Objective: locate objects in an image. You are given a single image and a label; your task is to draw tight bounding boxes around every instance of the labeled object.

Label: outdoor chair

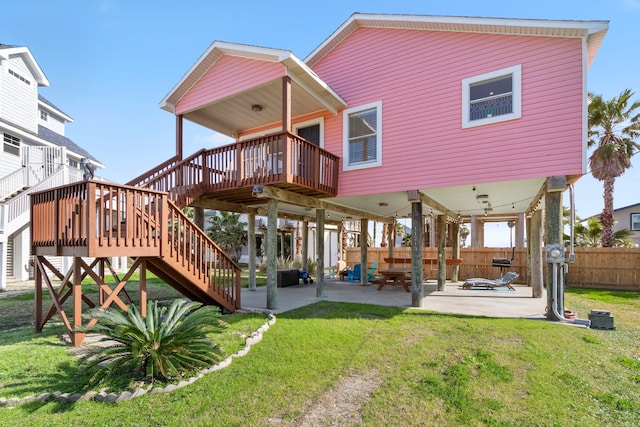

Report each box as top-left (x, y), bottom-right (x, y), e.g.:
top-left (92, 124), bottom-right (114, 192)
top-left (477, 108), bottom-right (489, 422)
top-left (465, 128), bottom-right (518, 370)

top-left (337, 260), bottom-right (348, 280)
top-left (367, 261), bottom-right (378, 281)
top-left (348, 264), bottom-right (361, 282)
top-left (461, 272), bottom-right (519, 291)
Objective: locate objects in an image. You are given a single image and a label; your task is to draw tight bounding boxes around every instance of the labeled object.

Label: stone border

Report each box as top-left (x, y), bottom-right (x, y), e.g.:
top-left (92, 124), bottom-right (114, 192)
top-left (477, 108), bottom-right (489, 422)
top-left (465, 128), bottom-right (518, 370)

top-left (0, 311), bottom-right (275, 407)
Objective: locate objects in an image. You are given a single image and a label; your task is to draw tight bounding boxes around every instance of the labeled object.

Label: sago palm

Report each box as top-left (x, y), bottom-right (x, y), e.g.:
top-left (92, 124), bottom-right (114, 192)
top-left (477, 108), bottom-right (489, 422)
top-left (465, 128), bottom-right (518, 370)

top-left (78, 300), bottom-right (227, 385)
top-left (588, 89), bottom-right (640, 247)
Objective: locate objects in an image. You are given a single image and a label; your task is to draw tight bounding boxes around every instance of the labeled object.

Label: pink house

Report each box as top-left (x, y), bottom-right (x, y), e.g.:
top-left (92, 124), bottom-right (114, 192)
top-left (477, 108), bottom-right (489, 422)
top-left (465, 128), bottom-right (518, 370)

top-left (31, 13), bottom-right (609, 342)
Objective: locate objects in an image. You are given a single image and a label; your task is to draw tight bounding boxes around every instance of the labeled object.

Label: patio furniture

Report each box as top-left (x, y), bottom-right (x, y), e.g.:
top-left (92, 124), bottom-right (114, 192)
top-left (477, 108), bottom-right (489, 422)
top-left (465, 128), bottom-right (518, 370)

top-left (371, 268), bottom-right (411, 292)
top-left (367, 261), bottom-right (378, 281)
top-left (461, 272), bottom-right (519, 291)
top-left (348, 264), bottom-right (361, 282)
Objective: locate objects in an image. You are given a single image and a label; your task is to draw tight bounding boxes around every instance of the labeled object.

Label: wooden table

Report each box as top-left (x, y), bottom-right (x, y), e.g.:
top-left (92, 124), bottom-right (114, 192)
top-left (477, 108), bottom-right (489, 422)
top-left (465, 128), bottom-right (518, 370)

top-left (371, 267), bottom-right (412, 292)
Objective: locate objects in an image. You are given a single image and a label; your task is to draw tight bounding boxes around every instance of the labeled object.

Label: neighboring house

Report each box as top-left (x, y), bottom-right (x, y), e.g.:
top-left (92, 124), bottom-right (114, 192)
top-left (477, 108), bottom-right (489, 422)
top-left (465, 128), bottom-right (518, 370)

top-left (0, 43), bottom-right (103, 290)
top-left (584, 203), bottom-right (640, 246)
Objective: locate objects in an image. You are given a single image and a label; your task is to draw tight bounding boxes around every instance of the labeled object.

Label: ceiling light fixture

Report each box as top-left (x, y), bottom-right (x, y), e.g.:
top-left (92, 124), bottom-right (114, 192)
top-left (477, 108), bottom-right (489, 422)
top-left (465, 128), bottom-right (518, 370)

top-left (251, 104), bottom-right (263, 112)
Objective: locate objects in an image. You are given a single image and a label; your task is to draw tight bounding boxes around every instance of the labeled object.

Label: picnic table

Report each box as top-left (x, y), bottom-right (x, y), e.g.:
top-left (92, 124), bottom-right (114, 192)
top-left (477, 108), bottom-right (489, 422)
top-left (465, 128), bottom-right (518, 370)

top-left (371, 267), bottom-right (412, 292)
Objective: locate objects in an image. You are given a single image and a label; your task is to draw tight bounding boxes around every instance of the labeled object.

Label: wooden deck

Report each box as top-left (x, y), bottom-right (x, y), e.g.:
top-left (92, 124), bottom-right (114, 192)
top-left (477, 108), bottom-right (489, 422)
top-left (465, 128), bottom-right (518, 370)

top-left (126, 131), bottom-right (339, 207)
top-left (30, 180), bottom-right (242, 345)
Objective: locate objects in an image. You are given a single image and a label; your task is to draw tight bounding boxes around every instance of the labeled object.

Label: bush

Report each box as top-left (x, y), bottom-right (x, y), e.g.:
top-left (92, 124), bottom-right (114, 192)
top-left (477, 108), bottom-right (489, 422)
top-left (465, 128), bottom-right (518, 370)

top-left (77, 300), bottom-right (227, 385)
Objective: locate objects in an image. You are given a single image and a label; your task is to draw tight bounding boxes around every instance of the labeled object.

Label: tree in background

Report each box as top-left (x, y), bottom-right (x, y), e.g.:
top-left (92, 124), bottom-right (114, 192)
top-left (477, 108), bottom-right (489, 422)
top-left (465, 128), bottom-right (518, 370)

top-left (588, 89), bottom-right (640, 247)
top-left (207, 211), bottom-right (247, 262)
top-left (567, 215), bottom-right (635, 248)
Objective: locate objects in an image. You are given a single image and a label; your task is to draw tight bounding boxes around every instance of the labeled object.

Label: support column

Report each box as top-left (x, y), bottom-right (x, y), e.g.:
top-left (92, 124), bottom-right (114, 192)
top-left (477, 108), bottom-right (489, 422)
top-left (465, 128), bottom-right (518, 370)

top-left (316, 209), bottom-right (325, 297)
top-left (139, 259), bottom-right (147, 316)
top-left (360, 218), bottom-right (368, 285)
top-left (436, 215), bottom-right (447, 291)
top-left (515, 213), bottom-right (526, 247)
top-left (545, 177), bottom-right (565, 320)
top-left (411, 201), bottom-right (424, 307)
top-left (72, 258), bottom-right (84, 346)
top-left (267, 199), bottom-right (278, 310)
top-left (451, 222), bottom-right (461, 282)
top-left (302, 220), bottom-right (309, 271)
top-left (0, 241), bottom-right (6, 291)
top-left (470, 215), bottom-right (479, 248)
top-left (176, 114), bottom-right (183, 159)
top-left (530, 209), bottom-right (544, 298)
top-left (282, 76), bottom-right (291, 132)
top-left (193, 206), bottom-right (205, 231)
top-left (248, 213), bottom-right (257, 291)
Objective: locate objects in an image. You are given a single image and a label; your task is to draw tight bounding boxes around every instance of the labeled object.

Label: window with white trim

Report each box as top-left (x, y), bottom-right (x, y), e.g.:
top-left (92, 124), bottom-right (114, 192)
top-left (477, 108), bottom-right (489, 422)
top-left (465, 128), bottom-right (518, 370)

top-left (462, 65), bottom-right (521, 128)
top-left (343, 101), bottom-right (382, 170)
top-left (3, 133), bottom-right (20, 156)
top-left (631, 213), bottom-right (640, 231)
top-left (40, 110), bottom-right (48, 121)
top-left (68, 159), bottom-right (79, 168)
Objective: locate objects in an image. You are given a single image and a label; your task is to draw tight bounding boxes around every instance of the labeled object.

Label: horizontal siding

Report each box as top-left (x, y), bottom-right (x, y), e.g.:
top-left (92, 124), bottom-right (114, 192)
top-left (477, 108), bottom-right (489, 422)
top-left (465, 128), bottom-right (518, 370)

top-left (312, 27), bottom-right (585, 197)
top-left (176, 56), bottom-right (285, 114)
top-left (0, 56), bottom-right (38, 133)
top-left (39, 112), bottom-right (66, 135)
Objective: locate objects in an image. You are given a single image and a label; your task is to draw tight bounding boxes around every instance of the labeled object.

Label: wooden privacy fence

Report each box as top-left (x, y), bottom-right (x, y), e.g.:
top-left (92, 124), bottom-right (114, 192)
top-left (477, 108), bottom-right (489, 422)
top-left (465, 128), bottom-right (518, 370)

top-left (345, 247), bottom-right (640, 291)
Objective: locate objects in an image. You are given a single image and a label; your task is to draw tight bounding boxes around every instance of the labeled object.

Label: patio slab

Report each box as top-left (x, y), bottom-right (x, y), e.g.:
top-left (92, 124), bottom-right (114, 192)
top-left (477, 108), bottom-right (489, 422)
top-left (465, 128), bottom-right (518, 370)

top-left (240, 277), bottom-right (547, 319)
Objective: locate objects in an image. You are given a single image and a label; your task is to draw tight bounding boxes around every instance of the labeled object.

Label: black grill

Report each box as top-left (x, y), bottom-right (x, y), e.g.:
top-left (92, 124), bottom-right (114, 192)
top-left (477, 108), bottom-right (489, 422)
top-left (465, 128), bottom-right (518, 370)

top-left (492, 247), bottom-right (515, 273)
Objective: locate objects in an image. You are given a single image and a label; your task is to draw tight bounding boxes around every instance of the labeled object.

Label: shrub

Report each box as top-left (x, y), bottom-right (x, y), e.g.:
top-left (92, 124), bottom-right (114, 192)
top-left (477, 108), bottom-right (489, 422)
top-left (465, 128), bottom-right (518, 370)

top-left (77, 300), bottom-right (227, 385)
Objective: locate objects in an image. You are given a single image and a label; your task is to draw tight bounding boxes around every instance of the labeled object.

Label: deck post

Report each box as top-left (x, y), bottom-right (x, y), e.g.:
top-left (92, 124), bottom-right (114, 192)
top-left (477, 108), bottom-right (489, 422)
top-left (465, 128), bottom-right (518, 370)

top-left (316, 208), bottom-right (325, 297)
top-left (34, 257), bottom-right (43, 333)
top-left (360, 218), bottom-right (368, 285)
top-left (72, 258), bottom-right (85, 346)
top-left (530, 209), bottom-right (544, 298)
top-left (301, 219), bottom-right (309, 271)
top-left (248, 213), bottom-right (257, 291)
top-left (176, 114), bottom-right (183, 159)
top-left (436, 215), bottom-right (446, 291)
top-left (410, 201), bottom-right (424, 307)
top-left (139, 259), bottom-right (147, 317)
top-left (545, 177), bottom-right (565, 320)
top-left (451, 222), bottom-right (461, 282)
top-left (266, 198), bottom-right (278, 310)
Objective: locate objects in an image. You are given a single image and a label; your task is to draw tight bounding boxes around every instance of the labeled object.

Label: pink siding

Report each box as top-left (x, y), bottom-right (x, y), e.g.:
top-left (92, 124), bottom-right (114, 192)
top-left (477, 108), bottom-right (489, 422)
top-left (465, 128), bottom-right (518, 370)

top-left (312, 28), bottom-right (585, 197)
top-left (176, 56), bottom-right (285, 114)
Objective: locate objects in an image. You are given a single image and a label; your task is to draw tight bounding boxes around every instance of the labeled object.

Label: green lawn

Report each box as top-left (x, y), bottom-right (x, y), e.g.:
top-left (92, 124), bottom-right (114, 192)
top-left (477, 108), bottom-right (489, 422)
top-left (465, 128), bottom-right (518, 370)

top-left (0, 284), bottom-right (638, 426)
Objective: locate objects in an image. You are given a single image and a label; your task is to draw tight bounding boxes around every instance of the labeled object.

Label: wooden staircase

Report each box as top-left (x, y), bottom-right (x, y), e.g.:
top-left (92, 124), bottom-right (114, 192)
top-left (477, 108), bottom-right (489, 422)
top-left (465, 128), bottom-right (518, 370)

top-left (31, 181), bottom-right (241, 345)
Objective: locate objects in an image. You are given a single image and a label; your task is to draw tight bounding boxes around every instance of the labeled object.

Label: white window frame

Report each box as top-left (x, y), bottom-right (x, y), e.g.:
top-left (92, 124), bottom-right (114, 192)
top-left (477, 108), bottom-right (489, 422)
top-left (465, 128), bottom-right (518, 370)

top-left (462, 64), bottom-right (522, 129)
top-left (293, 117), bottom-right (324, 148)
top-left (40, 110), bottom-right (48, 121)
top-left (3, 133), bottom-right (20, 156)
top-left (342, 101), bottom-right (382, 171)
top-left (631, 213), bottom-right (640, 231)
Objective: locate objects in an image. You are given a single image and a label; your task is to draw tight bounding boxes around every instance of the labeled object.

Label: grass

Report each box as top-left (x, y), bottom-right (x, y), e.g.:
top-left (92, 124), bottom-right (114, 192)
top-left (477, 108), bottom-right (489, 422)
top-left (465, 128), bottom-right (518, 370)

top-left (0, 284), bottom-right (638, 426)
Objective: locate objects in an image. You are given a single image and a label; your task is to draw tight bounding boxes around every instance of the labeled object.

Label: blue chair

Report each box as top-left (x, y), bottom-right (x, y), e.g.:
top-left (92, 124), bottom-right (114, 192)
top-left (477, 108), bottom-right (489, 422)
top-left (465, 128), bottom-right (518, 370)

top-left (348, 264), bottom-right (361, 282)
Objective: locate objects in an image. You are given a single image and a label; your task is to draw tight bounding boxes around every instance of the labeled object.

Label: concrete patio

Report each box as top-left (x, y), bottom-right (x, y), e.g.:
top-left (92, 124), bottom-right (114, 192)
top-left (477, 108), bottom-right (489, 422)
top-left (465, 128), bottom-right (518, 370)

top-left (240, 277), bottom-right (547, 319)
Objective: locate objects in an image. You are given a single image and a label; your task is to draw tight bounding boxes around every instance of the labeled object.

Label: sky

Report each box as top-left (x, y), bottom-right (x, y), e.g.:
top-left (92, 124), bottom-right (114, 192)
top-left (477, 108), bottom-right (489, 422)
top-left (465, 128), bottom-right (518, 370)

top-left (2, 0), bottom-right (639, 246)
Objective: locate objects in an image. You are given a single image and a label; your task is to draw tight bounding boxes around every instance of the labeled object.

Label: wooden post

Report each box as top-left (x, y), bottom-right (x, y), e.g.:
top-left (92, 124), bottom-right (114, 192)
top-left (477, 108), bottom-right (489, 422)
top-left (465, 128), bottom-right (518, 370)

top-left (302, 220), bottom-right (309, 271)
top-left (34, 256), bottom-right (42, 333)
top-left (139, 259), bottom-right (147, 316)
top-left (451, 222), bottom-right (461, 282)
top-left (515, 213), bottom-right (526, 247)
top-left (248, 213), bottom-right (257, 291)
top-left (411, 201), bottom-right (424, 307)
top-left (437, 215), bottom-right (446, 291)
top-left (316, 209), bottom-right (325, 297)
top-left (193, 207), bottom-right (205, 231)
top-left (360, 218), bottom-right (368, 285)
top-left (176, 114), bottom-right (183, 159)
top-left (282, 76), bottom-right (292, 132)
top-left (530, 209), bottom-right (544, 298)
top-left (72, 258), bottom-right (84, 346)
top-left (545, 177), bottom-right (565, 320)
top-left (387, 223), bottom-right (394, 266)
top-left (267, 199), bottom-right (278, 310)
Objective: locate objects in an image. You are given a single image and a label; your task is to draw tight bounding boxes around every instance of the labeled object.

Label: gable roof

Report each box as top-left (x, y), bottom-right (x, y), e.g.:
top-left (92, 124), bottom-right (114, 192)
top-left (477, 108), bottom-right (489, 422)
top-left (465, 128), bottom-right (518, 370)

top-left (0, 43), bottom-right (50, 86)
top-left (305, 13), bottom-right (609, 68)
top-left (38, 95), bottom-right (73, 122)
top-left (160, 41), bottom-right (346, 116)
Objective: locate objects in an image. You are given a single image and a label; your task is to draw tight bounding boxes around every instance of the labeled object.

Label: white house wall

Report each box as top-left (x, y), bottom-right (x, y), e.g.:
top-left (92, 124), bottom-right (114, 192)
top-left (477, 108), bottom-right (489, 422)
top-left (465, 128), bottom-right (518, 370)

top-left (39, 108), bottom-right (66, 135)
top-left (0, 55), bottom-right (38, 133)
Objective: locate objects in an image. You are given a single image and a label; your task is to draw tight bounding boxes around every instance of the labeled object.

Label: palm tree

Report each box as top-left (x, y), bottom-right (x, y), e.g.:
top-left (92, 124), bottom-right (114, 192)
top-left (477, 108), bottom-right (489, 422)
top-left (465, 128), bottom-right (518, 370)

top-left (588, 89), bottom-right (640, 247)
top-left (574, 216), bottom-right (635, 247)
top-left (207, 211), bottom-right (248, 262)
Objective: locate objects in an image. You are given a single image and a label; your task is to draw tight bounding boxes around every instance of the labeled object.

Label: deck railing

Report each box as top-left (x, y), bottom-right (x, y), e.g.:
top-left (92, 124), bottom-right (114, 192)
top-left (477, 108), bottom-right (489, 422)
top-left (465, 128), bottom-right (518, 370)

top-left (134, 132), bottom-right (339, 205)
top-left (31, 180), bottom-right (241, 308)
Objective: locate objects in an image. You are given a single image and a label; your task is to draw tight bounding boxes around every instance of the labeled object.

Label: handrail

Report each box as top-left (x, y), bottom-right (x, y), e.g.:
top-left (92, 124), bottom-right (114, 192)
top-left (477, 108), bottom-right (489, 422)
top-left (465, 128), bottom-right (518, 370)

top-left (166, 199), bottom-right (241, 309)
top-left (136, 132), bottom-right (339, 206)
top-left (1, 166), bottom-right (82, 235)
top-left (0, 167), bottom-right (27, 202)
top-left (125, 154), bottom-right (183, 187)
